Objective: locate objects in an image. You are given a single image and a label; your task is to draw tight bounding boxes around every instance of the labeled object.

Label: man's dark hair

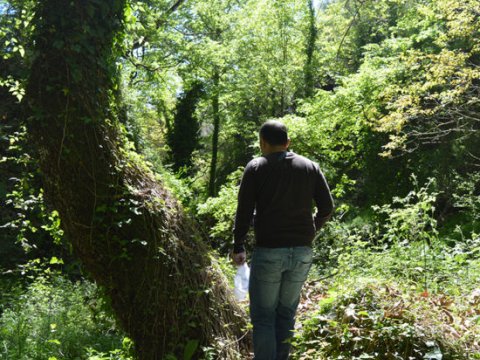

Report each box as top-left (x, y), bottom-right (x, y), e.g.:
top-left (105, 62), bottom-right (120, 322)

top-left (259, 120), bottom-right (288, 146)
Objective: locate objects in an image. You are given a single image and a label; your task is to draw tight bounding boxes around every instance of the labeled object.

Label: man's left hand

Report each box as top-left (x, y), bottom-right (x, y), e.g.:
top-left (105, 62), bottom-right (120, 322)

top-left (231, 251), bottom-right (246, 266)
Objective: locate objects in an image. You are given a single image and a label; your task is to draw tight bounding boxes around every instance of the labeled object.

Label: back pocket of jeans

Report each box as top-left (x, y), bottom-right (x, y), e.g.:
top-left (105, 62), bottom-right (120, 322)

top-left (251, 259), bottom-right (283, 283)
top-left (291, 259), bottom-right (312, 282)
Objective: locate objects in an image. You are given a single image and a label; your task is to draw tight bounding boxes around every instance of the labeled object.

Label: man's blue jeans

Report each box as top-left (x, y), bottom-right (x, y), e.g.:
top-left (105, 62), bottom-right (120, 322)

top-left (249, 246), bottom-right (313, 360)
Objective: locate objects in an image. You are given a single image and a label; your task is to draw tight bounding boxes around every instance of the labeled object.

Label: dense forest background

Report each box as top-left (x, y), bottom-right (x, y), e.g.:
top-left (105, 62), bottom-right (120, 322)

top-left (1, 0), bottom-right (479, 359)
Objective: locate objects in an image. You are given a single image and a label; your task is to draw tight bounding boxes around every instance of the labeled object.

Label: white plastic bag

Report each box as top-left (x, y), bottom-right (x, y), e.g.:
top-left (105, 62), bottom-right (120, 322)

top-left (233, 263), bottom-right (250, 301)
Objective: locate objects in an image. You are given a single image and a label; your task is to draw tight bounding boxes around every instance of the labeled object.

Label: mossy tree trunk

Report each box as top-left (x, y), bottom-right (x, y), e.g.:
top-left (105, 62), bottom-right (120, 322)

top-left (25, 1), bottom-right (248, 358)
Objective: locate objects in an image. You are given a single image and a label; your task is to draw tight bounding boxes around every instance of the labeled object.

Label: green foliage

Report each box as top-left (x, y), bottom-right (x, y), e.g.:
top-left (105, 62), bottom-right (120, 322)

top-left (372, 176), bottom-right (438, 247)
top-left (4, 181), bottom-right (64, 253)
top-left (0, 271), bottom-right (130, 360)
top-left (183, 339), bottom-right (199, 360)
top-left (280, 59), bottom-right (397, 203)
top-left (212, 251), bottom-right (237, 289)
top-left (293, 181), bottom-right (480, 359)
top-left (118, 0), bottom-right (479, 210)
top-left (316, 178), bottom-right (479, 293)
top-left (450, 172), bottom-right (480, 232)
top-left (86, 337), bottom-right (133, 360)
top-left (197, 168), bottom-right (244, 252)
top-left (0, 125), bottom-right (69, 270)
top-left (154, 165), bottom-right (195, 210)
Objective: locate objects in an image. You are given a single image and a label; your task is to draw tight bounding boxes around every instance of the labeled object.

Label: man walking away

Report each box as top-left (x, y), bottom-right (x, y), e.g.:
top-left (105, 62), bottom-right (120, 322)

top-left (232, 120), bottom-right (334, 360)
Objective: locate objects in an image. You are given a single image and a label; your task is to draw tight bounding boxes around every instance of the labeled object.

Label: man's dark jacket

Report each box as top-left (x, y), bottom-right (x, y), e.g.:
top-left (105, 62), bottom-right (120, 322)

top-left (233, 151), bottom-right (334, 253)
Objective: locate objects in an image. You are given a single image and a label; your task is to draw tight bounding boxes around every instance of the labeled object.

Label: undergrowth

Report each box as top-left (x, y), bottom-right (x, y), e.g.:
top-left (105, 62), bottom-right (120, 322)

top-left (0, 269), bottom-right (132, 360)
top-left (1, 174), bottom-right (478, 359)
top-left (292, 275), bottom-right (480, 360)
top-left (290, 177), bottom-right (480, 359)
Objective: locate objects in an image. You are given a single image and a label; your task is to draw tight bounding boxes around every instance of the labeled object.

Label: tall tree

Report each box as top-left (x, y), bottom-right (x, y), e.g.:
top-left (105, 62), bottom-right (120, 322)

top-left (25, 0), bottom-right (247, 358)
top-left (177, 1), bottom-right (233, 196)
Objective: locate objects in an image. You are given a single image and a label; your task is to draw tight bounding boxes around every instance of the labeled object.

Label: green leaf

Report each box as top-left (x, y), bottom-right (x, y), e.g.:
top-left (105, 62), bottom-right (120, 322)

top-left (183, 339), bottom-right (199, 360)
top-left (49, 257), bottom-right (64, 265)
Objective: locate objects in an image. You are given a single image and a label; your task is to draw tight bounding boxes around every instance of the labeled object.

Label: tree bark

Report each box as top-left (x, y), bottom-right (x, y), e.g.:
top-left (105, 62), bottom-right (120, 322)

top-left (304, 0), bottom-right (317, 98)
top-left (208, 68), bottom-right (220, 197)
top-left (25, 1), bottom-right (248, 358)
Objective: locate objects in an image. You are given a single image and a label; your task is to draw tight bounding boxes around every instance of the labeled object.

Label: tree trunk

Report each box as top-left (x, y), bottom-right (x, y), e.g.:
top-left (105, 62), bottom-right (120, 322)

top-left (208, 69), bottom-right (220, 197)
top-left (304, 0), bottom-right (317, 98)
top-left (25, 1), bottom-right (248, 358)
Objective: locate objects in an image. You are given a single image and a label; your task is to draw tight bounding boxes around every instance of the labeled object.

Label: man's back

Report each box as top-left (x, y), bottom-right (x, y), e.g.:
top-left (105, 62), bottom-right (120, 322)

top-left (233, 151), bottom-right (333, 250)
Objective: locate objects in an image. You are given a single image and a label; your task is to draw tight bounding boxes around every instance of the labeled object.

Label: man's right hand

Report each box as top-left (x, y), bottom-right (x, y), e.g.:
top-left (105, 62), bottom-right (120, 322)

top-left (231, 251), bottom-right (246, 266)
